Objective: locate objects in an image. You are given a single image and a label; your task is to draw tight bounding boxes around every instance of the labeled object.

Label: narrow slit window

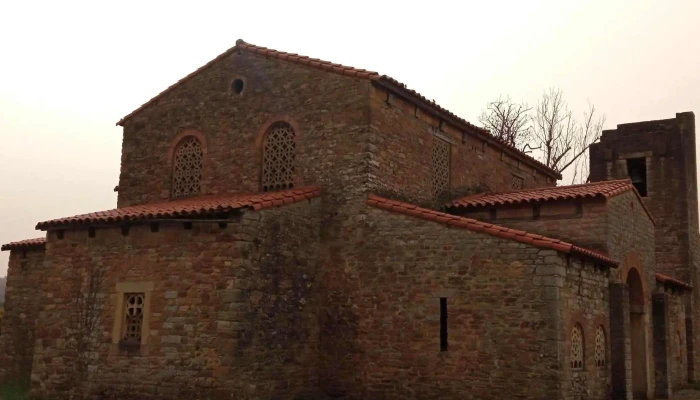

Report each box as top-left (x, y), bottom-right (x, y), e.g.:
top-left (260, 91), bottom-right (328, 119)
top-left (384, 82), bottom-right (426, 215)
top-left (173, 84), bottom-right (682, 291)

top-left (595, 326), bottom-right (606, 367)
top-left (571, 324), bottom-right (584, 370)
top-left (432, 137), bottom-right (451, 200)
top-left (440, 297), bottom-right (448, 352)
top-left (626, 158), bottom-right (647, 197)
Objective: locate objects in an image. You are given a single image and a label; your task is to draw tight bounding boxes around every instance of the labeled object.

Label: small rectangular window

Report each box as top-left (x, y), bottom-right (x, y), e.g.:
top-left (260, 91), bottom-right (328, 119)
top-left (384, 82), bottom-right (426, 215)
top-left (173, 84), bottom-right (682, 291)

top-left (511, 174), bottom-right (524, 190)
top-left (626, 158), bottom-right (647, 197)
top-left (122, 293), bottom-right (145, 345)
top-left (440, 297), bottom-right (448, 352)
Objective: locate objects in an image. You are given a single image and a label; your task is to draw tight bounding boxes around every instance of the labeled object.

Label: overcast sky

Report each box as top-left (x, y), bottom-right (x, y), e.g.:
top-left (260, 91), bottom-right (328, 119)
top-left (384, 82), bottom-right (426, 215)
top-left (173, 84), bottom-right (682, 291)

top-left (1, 0), bottom-right (699, 276)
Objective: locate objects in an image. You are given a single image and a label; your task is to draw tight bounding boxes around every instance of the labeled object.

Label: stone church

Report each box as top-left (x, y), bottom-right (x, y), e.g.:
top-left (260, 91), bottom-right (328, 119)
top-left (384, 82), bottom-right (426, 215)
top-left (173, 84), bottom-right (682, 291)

top-left (0, 39), bottom-right (698, 400)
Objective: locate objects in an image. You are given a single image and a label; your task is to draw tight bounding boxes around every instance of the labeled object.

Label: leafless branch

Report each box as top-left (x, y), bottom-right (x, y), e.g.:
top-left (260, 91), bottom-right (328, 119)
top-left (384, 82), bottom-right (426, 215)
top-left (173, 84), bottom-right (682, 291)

top-left (479, 95), bottom-right (533, 152)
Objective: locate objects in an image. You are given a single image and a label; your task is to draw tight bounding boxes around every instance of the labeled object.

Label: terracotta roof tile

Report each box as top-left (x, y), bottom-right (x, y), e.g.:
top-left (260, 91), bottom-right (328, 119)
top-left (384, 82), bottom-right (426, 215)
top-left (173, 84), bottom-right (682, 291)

top-left (367, 194), bottom-right (617, 267)
top-left (36, 187), bottom-right (321, 231)
top-left (655, 273), bottom-right (693, 290)
top-left (449, 179), bottom-right (654, 224)
top-left (1, 237), bottom-right (46, 252)
top-left (115, 39), bottom-right (560, 179)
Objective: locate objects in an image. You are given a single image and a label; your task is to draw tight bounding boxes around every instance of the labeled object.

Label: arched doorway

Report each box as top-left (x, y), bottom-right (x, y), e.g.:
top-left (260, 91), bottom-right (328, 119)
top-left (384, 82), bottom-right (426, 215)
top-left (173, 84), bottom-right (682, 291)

top-left (627, 268), bottom-right (647, 399)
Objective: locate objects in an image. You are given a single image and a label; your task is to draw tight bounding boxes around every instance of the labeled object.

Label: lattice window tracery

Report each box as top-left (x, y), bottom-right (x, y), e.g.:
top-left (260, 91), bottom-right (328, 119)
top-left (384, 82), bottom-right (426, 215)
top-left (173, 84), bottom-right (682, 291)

top-left (171, 136), bottom-right (203, 199)
top-left (262, 122), bottom-right (296, 192)
top-left (511, 174), bottom-right (524, 190)
top-left (571, 324), bottom-right (584, 370)
top-left (123, 293), bottom-right (145, 343)
top-left (432, 137), bottom-right (451, 200)
top-left (595, 326), bottom-right (606, 367)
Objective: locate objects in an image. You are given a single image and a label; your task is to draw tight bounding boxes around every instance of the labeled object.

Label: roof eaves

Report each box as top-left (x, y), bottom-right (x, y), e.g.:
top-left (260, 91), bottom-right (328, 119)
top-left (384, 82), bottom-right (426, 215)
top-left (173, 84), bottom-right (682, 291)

top-left (1, 237), bottom-right (47, 252)
top-left (655, 273), bottom-right (693, 290)
top-left (372, 77), bottom-right (561, 180)
top-left (36, 186), bottom-right (322, 231)
top-left (114, 40), bottom-right (562, 180)
top-left (367, 194), bottom-right (617, 267)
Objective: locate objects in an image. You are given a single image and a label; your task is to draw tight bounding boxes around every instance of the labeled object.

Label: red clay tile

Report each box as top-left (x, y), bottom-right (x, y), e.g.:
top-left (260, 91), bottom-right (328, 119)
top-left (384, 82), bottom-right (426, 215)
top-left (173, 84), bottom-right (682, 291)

top-left (655, 273), bottom-right (693, 290)
top-left (367, 194), bottom-right (617, 267)
top-left (449, 179), bottom-right (654, 224)
top-left (114, 40), bottom-right (560, 179)
top-left (1, 237), bottom-right (47, 252)
top-left (36, 187), bottom-right (321, 231)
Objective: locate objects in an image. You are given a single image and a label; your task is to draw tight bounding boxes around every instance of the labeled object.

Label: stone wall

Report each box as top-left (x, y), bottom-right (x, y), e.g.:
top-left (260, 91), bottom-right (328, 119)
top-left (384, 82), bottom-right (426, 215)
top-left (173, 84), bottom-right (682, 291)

top-left (560, 258), bottom-right (611, 400)
top-left (0, 247), bottom-right (46, 383)
top-left (319, 204), bottom-right (568, 399)
top-left (117, 49), bottom-right (370, 209)
top-left (607, 191), bottom-right (658, 398)
top-left (30, 200), bottom-right (321, 399)
top-left (367, 85), bottom-right (557, 208)
top-left (669, 291), bottom-right (689, 390)
top-left (454, 198), bottom-right (609, 253)
top-left (590, 113), bottom-right (697, 283)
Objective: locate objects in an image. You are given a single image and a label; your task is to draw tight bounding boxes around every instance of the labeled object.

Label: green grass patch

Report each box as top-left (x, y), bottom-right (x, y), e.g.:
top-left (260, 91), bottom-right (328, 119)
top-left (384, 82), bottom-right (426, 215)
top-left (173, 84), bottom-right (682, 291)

top-left (0, 378), bottom-right (30, 400)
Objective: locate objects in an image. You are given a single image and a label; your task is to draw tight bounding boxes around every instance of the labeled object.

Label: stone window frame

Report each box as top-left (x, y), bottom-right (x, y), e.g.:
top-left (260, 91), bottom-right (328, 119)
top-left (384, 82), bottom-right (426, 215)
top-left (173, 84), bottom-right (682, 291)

top-left (229, 76), bottom-right (247, 97)
top-left (111, 281), bottom-right (154, 350)
top-left (510, 173), bottom-right (525, 190)
top-left (167, 130), bottom-right (208, 200)
top-left (615, 151), bottom-right (653, 196)
top-left (260, 121), bottom-right (298, 192)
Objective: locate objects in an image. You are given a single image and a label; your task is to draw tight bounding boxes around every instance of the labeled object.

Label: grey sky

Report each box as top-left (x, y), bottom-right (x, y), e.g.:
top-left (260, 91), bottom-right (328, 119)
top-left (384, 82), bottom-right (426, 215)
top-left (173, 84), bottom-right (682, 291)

top-left (1, 0), bottom-right (699, 276)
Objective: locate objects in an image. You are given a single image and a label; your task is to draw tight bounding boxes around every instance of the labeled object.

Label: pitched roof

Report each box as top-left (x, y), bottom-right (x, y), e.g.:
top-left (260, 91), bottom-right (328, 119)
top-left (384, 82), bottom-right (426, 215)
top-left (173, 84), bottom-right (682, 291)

top-left (655, 273), bottom-right (693, 290)
top-left (367, 194), bottom-right (618, 267)
top-left (116, 39), bottom-right (560, 179)
top-left (1, 237), bottom-right (46, 252)
top-left (449, 179), bottom-right (654, 223)
top-left (36, 187), bottom-right (321, 231)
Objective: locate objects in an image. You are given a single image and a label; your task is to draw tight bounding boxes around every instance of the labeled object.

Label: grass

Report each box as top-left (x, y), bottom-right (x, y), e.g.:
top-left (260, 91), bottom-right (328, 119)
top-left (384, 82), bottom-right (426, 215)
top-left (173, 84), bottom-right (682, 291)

top-left (0, 379), bottom-right (30, 400)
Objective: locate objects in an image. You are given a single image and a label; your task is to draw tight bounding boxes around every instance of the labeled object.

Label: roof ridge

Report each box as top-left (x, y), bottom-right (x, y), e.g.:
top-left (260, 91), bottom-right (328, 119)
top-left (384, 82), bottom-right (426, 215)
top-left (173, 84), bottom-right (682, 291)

top-left (115, 39), bottom-right (561, 178)
top-left (367, 194), bottom-right (617, 267)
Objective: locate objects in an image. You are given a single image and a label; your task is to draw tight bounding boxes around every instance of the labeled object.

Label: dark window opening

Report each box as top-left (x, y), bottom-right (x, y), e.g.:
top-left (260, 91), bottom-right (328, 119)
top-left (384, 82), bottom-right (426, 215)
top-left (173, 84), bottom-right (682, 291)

top-left (626, 158), bottom-right (647, 197)
top-left (440, 297), bottom-right (448, 352)
top-left (232, 79), bottom-right (244, 95)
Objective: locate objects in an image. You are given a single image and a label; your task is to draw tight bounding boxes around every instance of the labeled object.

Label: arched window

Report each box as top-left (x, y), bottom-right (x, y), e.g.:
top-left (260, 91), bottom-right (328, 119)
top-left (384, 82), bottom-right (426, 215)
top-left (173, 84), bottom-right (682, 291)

top-left (171, 136), bottom-right (203, 199)
top-left (261, 122), bottom-right (296, 192)
top-left (595, 326), bottom-right (606, 367)
top-left (571, 324), bottom-right (584, 370)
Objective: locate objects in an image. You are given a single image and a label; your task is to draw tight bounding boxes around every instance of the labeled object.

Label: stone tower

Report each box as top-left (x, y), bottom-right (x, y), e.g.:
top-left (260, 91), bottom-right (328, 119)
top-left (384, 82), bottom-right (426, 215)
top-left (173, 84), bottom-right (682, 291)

top-left (590, 112), bottom-right (697, 282)
top-left (589, 111), bottom-right (699, 379)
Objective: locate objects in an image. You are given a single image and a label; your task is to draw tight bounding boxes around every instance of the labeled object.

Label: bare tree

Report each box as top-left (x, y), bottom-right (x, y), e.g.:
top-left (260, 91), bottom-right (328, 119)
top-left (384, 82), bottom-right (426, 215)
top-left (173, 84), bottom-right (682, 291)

top-left (478, 95), bottom-right (534, 152)
top-left (531, 89), bottom-right (605, 183)
top-left (481, 89), bottom-right (606, 184)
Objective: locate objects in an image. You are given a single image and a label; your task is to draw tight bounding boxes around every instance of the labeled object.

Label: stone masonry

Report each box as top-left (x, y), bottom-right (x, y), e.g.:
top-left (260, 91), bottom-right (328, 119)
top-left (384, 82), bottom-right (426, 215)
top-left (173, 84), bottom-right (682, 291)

top-left (0, 39), bottom-right (697, 400)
